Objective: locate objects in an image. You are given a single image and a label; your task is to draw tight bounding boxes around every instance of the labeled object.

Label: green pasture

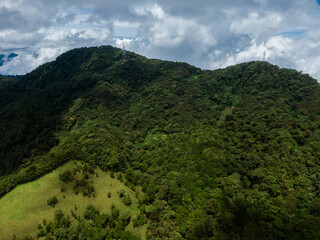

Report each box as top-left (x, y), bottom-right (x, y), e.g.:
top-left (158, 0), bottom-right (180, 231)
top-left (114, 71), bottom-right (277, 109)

top-left (0, 161), bottom-right (146, 239)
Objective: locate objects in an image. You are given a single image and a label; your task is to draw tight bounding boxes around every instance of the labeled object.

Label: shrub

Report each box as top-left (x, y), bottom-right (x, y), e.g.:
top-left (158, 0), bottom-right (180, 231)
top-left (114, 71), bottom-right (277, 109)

top-left (71, 209), bottom-right (77, 219)
top-left (119, 189), bottom-right (125, 198)
top-left (21, 235), bottom-right (33, 240)
top-left (73, 179), bottom-right (95, 197)
top-left (83, 204), bottom-right (100, 220)
top-left (83, 172), bottom-right (89, 179)
top-left (54, 209), bottom-right (71, 228)
top-left (47, 196), bottom-right (58, 207)
top-left (133, 215), bottom-right (146, 228)
top-left (120, 211), bottom-right (131, 227)
top-left (117, 173), bottom-right (123, 182)
top-left (37, 229), bottom-right (45, 238)
top-left (111, 208), bottom-right (120, 220)
top-left (59, 170), bottom-right (74, 183)
top-left (82, 183), bottom-right (94, 197)
top-left (123, 196), bottom-right (132, 206)
top-left (119, 231), bottom-right (140, 240)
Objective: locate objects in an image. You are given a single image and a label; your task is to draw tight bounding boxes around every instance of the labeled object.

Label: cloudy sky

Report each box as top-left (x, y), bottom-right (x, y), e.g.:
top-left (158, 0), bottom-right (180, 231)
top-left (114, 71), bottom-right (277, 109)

top-left (1, 0), bottom-right (320, 81)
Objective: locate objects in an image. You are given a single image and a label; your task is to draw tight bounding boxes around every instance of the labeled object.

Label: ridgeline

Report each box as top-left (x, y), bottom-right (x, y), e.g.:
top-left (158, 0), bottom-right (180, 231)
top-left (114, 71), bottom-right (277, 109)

top-left (0, 46), bottom-right (319, 239)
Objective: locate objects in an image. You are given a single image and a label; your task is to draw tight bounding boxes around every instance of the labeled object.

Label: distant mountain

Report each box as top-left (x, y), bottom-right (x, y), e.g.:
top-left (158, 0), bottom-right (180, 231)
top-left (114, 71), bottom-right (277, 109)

top-left (0, 46), bottom-right (319, 239)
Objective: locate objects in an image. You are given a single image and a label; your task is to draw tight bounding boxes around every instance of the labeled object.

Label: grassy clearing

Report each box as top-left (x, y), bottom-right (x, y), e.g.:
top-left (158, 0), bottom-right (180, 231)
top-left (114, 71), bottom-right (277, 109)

top-left (0, 161), bottom-right (146, 239)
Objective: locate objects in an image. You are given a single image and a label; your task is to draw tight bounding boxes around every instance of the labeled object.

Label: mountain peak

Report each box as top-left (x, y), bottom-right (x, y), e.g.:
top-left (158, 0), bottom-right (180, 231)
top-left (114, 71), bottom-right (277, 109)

top-left (0, 46), bottom-right (319, 239)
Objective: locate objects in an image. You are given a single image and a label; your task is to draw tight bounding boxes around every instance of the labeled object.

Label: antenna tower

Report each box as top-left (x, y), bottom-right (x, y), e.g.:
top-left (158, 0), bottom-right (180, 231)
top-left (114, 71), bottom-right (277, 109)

top-left (263, 50), bottom-right (266, 61)
top-left (122, 44), bottom-right (127, 62)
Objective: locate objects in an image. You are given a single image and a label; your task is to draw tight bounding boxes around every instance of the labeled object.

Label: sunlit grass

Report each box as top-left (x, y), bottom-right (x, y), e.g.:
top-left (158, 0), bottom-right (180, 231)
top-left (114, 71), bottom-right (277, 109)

top-left (0, 161), bottom-right (146, 239)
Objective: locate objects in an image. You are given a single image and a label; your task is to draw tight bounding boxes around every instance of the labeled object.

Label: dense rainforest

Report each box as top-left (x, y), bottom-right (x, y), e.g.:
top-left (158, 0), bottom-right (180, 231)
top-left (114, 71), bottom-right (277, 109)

top-left (0, 45), bottom-right (320, 239)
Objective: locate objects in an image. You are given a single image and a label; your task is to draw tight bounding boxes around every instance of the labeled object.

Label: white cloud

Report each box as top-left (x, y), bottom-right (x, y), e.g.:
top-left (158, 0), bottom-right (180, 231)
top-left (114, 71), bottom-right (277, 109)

top-left (132, 5), bottom-right (216, 67)
top-left (115, 38), bottom-right (133, 48)
top-left (78, 28), bottom-right (111, 40)
top-left (230, 11), bottom-right (282, 37)
top-left (0, 29), bottom-right (16, 39)
top-left (0, 0), bottom-right (23, 10)
top-left (134, 4), bottom-right (165, 19)
top-left (149, 4), bottom-right (166, 19)
top-left (113, 20), bottom-right (139, 38)
top-left (210, 35), bottom-right (320, 80)
top-left (39, 27), bottom-right (72, 41)
top-left (0, 47), bottom-right (67, 75)
top-left (0, 0), bottom-right (320, 81)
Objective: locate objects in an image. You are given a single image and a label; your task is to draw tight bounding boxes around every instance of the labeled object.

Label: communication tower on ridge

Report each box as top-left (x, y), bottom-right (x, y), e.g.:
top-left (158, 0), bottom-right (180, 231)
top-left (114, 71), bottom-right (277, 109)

top-left (122, 44), bottom-right (127, 62)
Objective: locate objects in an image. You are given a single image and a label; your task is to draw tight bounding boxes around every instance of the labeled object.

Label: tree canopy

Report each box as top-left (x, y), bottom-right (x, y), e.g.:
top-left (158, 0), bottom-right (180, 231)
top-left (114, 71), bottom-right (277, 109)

top-left (1, 46), bottom-right (320, 239)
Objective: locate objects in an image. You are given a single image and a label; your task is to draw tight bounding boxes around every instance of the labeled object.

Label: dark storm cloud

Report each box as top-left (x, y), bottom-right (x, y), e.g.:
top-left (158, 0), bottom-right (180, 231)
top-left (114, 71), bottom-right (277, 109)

top-left (0, 8), bottom-right (26, 29)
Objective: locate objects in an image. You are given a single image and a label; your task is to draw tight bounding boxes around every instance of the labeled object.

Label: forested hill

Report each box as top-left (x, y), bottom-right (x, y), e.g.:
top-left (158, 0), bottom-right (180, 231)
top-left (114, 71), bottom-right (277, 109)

top-left (0, 45), bottom-right (320, 239)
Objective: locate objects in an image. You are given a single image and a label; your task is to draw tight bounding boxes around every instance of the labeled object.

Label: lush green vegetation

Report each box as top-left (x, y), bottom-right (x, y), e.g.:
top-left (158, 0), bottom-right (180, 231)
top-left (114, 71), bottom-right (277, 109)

top-left (28, 205), bottom-right (141, 240)
top-left (0, 161), bottom-right (146, 239)
top-left (0, 45), bottom-right (320, 239)
top-left (0, 75), bottom-right (19, 88)
top-left (47, 196), bottom-right (58, 207)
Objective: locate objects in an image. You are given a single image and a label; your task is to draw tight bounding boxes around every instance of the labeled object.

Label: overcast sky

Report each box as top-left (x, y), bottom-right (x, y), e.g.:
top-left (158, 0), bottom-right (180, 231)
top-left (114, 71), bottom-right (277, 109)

top-left (0, 0), bottom-right (320, 81)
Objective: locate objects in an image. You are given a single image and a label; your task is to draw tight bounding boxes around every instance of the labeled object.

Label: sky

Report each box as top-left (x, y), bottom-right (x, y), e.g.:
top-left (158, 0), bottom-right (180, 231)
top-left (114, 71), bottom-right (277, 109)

top-left (0, 0), bottom-right (320, 81)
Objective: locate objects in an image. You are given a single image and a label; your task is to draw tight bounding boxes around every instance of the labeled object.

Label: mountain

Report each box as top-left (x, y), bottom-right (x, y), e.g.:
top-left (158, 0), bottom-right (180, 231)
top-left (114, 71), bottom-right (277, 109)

top-left (0, 75), bottom-right (18, 87)
top-left (0, 46), bottom-right (320, 239)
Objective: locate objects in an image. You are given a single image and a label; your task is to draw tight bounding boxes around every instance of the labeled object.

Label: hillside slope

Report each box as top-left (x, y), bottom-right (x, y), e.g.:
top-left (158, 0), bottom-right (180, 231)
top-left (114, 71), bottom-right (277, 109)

top-left (0, 46), bottom-right (320, 239)
top-left (0, 161), bottom-right (147, 240)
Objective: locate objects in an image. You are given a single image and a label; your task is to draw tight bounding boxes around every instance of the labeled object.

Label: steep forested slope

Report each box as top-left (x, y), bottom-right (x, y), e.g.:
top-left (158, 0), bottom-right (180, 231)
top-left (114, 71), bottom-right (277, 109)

top-left (0, 46), bottom-right (320, 239)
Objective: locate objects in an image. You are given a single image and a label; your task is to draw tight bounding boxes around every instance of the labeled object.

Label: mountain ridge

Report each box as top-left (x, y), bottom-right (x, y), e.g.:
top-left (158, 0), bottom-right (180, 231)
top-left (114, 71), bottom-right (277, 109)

top-left (0, 45), bottom-right (320, 239)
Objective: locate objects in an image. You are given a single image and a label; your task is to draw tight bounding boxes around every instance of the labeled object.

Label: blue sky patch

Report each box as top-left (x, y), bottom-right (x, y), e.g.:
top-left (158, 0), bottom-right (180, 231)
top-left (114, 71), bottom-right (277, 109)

top-left (0, 53), bottom-right (18, 67)
top-left (277, 29), bottom-right (307, 40)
